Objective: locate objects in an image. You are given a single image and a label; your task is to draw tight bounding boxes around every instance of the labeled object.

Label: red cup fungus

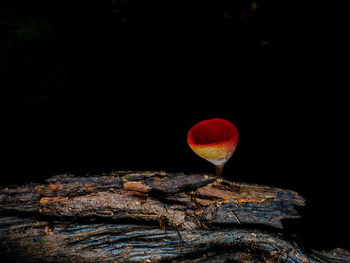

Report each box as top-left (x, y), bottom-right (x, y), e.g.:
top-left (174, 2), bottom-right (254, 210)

top-left (187, 118), bottom-right (239, 177)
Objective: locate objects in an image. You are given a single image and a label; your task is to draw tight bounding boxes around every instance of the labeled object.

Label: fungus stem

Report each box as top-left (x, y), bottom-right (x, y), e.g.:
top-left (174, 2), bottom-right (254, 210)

top-left (215, 164), bottom-right (225, 177)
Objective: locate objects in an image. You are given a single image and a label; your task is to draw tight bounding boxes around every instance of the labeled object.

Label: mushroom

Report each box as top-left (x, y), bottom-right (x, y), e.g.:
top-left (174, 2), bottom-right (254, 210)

top-left (187, 118), bottom-right (239, 177)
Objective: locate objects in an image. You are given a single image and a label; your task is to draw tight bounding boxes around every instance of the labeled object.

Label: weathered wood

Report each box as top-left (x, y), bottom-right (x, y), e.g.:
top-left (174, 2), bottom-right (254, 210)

top-left (0, 171), bottom-right (348, 262)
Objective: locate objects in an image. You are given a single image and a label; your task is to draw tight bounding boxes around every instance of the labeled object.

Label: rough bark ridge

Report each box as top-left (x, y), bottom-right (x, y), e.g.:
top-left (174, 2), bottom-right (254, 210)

top-left (0, 171), bottom-right (349, 262)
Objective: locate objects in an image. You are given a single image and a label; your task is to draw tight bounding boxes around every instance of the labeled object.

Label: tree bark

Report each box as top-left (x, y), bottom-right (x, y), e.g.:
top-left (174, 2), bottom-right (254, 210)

top-left (0, 171), bottom-right (349, 262)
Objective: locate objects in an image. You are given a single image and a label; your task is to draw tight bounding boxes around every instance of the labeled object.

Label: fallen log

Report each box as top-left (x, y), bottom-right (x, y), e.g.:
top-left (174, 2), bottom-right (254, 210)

top-left (0, 171), bottom-right (348, 262)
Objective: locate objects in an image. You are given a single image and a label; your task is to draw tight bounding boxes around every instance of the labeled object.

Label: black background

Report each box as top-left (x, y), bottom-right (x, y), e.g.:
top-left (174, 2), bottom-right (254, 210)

top-left (1, 0), bottom-right (349, 252)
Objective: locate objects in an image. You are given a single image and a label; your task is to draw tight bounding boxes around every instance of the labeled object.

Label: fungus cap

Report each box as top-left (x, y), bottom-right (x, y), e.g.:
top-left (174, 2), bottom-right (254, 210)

top-left (187, 118), bottom-right (239, 166)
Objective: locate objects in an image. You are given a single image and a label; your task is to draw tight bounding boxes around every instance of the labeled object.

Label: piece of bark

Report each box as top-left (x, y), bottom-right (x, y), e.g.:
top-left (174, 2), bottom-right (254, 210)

top-left (0, 171), bottom-right (348, 262)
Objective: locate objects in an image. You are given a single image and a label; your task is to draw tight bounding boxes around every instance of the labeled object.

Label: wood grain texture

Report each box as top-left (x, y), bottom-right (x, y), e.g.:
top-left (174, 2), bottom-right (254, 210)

top-left (0, 171), bottom-right (348, 262)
